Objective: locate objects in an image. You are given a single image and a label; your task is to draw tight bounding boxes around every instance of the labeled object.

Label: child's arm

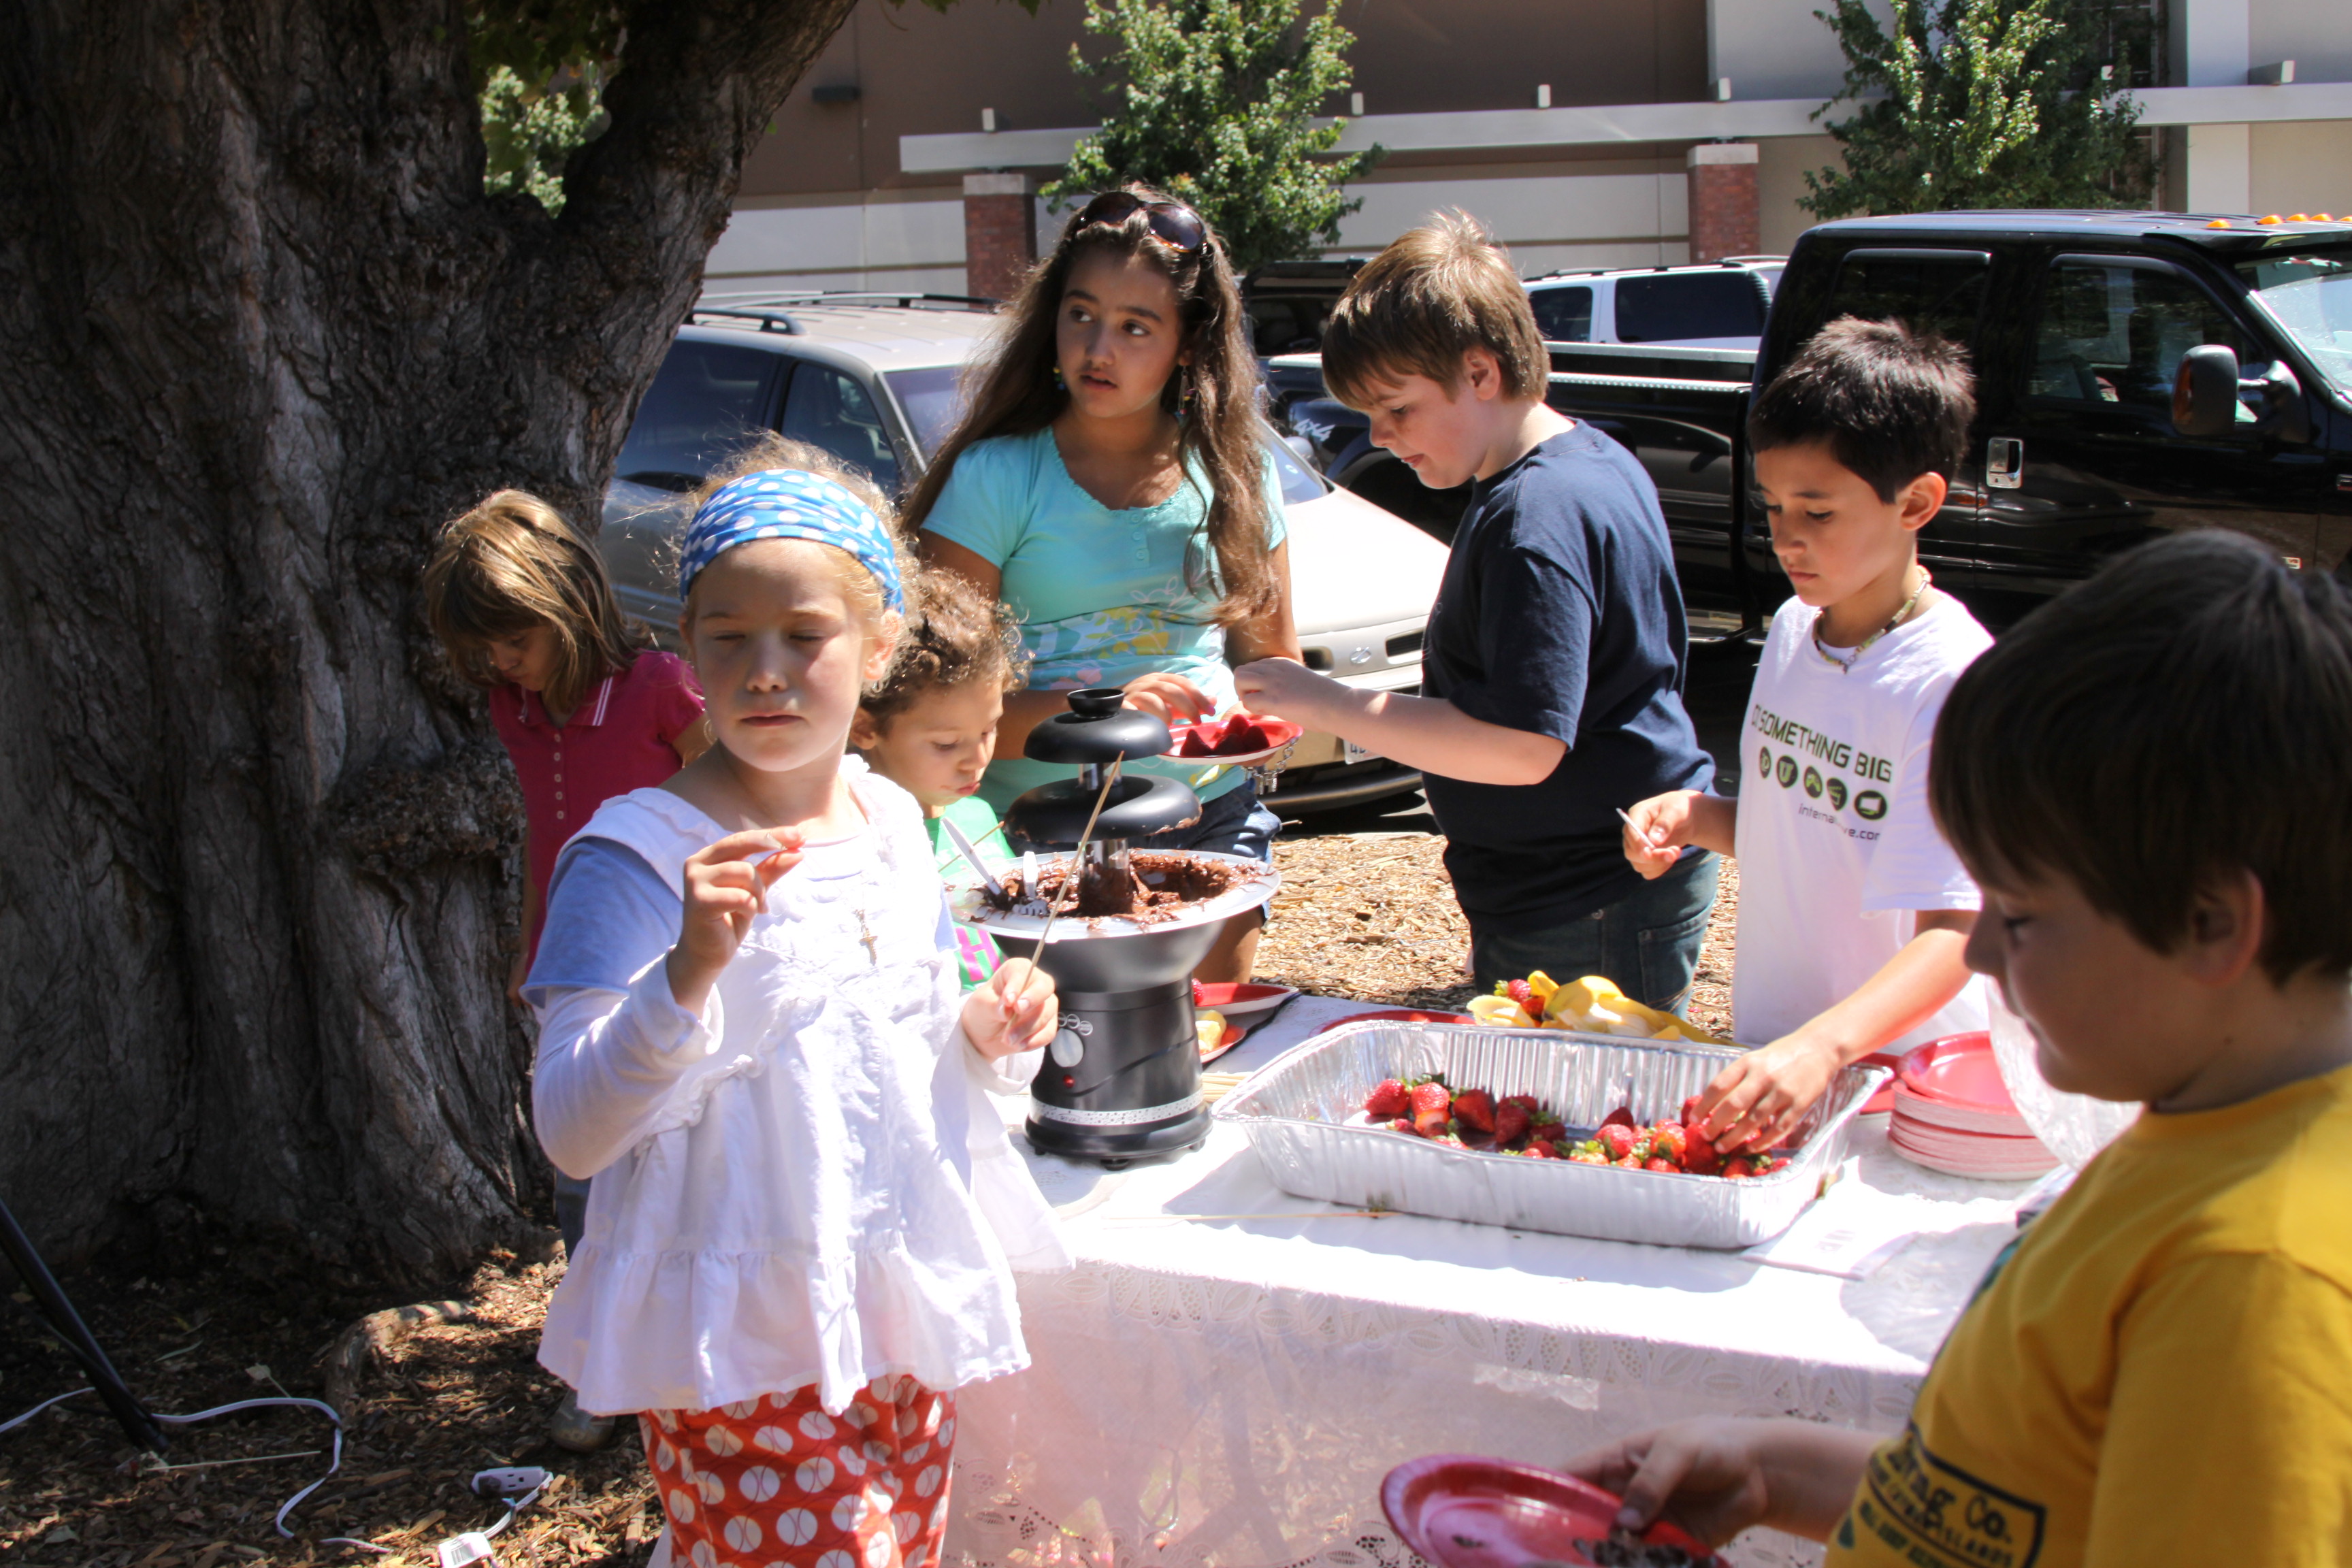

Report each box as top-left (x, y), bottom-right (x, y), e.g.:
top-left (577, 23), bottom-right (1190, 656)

top-left (1232, 657), bottom-right (1566, 786)
top-left (508, 868), bottom-right (539, 1006)
top-left (1701, 913), bottom-right (1974, 1154)
top-left (960, 955), bottom-right (1058, 1063)
top-left (1565, 1417), bottom-right (1878, 1547)
top-left (1622, 788), bottom-right (1737, 878)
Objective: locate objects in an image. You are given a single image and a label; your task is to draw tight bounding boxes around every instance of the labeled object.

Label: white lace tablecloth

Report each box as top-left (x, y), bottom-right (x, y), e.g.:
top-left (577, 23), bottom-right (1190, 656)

top-left (947, 997), bottom-right (2034, 1568)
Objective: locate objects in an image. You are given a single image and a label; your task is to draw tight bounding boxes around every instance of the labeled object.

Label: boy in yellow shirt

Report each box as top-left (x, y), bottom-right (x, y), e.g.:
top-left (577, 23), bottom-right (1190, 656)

top-left (1567, 530), bottom-right (2352, 1567)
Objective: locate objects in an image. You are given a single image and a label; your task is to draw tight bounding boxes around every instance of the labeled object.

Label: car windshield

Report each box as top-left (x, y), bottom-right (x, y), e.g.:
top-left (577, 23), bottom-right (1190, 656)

top-left (2236, 246), bottom-right (2352, 399)
top-left (1264, 431), bottom-right (1328, 504)
top-left (883, 365), bottom-right (969, 459)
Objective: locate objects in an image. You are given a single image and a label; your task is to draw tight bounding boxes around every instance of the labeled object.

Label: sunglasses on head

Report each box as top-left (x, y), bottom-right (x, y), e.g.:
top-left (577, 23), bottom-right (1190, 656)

top-left (1077, 191), bottom-right (1208, 255)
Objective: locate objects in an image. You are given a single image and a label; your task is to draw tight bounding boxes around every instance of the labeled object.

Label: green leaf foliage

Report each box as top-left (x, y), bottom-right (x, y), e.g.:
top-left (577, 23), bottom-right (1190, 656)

top-left (1043, 0), bottom-right (1382, 273)
top-left (468, 3), bottom-right (625, 214)
top-left (1801, 0), bottom-right (2155, 218)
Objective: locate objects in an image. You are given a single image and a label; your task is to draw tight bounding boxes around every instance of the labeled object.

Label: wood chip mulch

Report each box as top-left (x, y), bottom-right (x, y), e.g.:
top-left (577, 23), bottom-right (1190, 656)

top-left (4, 826), bottom-right (1738, 1567)
top-left (1, 1256), bottom-right (658, 1567)
top-left (1257, 828), bottom-right (1738, 1036)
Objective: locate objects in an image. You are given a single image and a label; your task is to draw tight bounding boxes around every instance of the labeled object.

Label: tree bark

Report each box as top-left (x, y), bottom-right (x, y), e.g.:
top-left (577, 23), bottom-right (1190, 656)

top-left (0, 0), bottom-right (857, 1286)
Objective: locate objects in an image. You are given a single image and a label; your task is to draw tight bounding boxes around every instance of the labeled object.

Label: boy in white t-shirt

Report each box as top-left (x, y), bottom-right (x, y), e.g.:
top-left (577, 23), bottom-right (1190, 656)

top-left (1623, 318), bottom-right (1991, 1156)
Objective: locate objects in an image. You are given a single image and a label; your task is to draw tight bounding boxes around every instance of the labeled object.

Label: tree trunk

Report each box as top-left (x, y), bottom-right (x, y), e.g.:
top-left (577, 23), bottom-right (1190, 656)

top-left (0, 0), bottom-right (856, 1288)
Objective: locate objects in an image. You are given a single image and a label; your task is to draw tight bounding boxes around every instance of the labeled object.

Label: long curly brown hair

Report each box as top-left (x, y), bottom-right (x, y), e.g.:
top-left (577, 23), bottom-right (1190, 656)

top-left (902, 183), bottom-right (1277, 627)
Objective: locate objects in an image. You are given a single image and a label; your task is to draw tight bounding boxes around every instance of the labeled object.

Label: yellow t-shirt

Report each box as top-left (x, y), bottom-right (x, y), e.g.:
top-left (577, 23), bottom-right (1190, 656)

top-left (1827, 1060), bottom-right (2352, 1568)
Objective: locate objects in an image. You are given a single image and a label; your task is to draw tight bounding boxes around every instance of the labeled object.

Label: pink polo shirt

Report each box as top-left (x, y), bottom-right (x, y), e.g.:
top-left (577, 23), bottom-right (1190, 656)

top-left (489, 650), bottom-right (704, 951)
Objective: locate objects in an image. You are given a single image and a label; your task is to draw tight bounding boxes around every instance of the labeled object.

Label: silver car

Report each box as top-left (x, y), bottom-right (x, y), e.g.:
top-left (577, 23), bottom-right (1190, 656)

top-left (600, 293), bottom-right (1447, 812)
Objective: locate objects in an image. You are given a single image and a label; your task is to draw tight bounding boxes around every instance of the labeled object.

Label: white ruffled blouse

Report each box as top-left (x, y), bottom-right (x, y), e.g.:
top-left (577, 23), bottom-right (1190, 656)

top-left (526, 761), bottom-right (1066, 1417)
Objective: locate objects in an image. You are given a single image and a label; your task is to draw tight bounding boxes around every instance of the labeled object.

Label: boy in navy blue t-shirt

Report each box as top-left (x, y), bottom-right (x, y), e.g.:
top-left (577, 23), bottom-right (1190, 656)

top-left (1236, 216), bottom-right (1715, 1007)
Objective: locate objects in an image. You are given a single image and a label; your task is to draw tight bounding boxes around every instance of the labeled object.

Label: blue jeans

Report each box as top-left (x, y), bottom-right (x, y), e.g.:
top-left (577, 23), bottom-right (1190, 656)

top-left (1468, 850), bottom-right (1719, 1015)
top-left (553, 1171), bottom-right (591, 1258)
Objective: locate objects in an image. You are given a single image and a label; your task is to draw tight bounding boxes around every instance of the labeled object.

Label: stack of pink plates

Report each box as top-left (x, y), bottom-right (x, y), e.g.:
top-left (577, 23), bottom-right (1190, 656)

top-left (1889, 1032), bottom-right (2059, 1179)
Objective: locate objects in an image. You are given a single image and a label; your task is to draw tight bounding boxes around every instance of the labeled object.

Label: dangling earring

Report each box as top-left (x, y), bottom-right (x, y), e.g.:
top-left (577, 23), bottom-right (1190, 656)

top-left (1179, 370), bottom-right (1196, 417)
top-left (1052, 365), bottom-right (1066, 391)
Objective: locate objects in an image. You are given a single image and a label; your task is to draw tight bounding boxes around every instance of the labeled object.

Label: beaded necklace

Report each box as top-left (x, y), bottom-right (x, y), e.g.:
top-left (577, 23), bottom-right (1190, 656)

top-left (1812, 567), bottom-right (1932, 673)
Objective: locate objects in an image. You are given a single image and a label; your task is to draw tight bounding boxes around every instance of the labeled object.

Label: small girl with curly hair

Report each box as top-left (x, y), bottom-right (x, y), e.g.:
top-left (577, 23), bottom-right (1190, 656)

top-left (851, 567), bottom-right (1030, 985)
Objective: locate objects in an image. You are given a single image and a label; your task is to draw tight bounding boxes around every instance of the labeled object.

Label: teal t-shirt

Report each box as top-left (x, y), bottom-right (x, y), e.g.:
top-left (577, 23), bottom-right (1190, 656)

top-left (919, 426), bottom-right (1289, 814)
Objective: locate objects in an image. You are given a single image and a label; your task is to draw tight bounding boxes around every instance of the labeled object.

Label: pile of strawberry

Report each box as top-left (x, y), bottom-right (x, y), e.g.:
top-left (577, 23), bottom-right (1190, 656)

top-left (1360, 1079), bottom-right (1788, 1178)
top-left (1365, 1075), bottom-right (1573, 1155)
top-left (1173, 713), bottom-right (1279, 757)
top-left (1561, 1100), bottom-right (1788, 1179)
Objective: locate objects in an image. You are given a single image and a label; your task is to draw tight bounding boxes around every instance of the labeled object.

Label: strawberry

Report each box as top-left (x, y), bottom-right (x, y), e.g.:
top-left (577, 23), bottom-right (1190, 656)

top-left (1193, 980), bottom-right (1209, 1007)
top-left (1503, 1093), bottom-right (1541, 1112)
top-left (1595, 1123), bottom-right (1637, 1160)
top-left (1532, 1121), bottom-right (1567, 1144)
top-left (1452, 1088), bottom-right (1497, 1133)
top-left (1722, 1157), bottom-right (1756, 1180)
top-left (1390, 1117), bottom-right (1416, 1134)
top-left (1503, 978), bottom-right (1541, 1016)
top-left (1601, 1105), bottom-right (1637, 1131)
top-left (1526, 1139), bottom-right (1558, 1159)
top-left (1364, 1079), bottom-right (1411, 1119)
top-left (1650, 1124), bottom-right (1688, 1164)
top-left (1493, 1101), bottom-right (1533, 1146)
top-left (1680, 1095), bottom-right (1705, 1127)
top-left (1566, 1141), bottom-right (1605, 1164)
top-left (1427, 1131), bottom-right (1466, 1149)
top-left (1644, 1156), bottom-right (1678, 1173)
top-left (1414, 1108), bottom-right (1452, 1139)
top-left (1409, 1081), bottom-right (1451, 1117)
top-left (1614, 1153), bottom-right (1644, 1169)
top-left (1682, 1132), bottom-right (1722, 1176)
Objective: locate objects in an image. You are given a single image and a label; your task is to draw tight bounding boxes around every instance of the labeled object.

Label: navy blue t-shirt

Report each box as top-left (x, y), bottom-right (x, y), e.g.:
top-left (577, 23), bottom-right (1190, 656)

top-left (1420, 423), bottom-right (1712, 924)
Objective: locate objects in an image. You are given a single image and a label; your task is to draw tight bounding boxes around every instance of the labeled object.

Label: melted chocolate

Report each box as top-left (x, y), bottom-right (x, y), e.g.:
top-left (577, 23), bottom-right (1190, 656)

top-left (986, 851), bottom-right (1249, 926)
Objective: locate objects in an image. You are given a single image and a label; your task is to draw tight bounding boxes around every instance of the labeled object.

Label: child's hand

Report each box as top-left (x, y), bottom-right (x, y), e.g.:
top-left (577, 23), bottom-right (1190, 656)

top-left (962, 956), bottom-right (1058, 1060)
top-left (1621, 789), bottom-right (1697, 879)
top-left (1565, 1419), bottom-right (1778, 1545)
top-left (1230, 656), bottom-right (1333, 725)
top-left (1120, 672), bottom-right (1216, 726)
top-left (1693, 1036), bottom-right (1839, 1154)
top-left (666, 829), bottom-right (806, 1015)
top-left (1565, 1416), bottom-right (1877, 1547)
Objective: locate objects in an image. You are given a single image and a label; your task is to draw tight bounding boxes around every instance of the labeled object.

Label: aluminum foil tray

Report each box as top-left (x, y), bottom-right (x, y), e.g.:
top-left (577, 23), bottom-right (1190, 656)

top-left (1213, 1021), bottom-right (1888, 1249)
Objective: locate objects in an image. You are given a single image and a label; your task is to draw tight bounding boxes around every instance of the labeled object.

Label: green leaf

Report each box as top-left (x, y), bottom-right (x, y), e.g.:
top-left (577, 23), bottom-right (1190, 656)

top-left (1039, 0), bottom-right (1382, 272)
top-left (1801, 0), bottom-right (2155, 218)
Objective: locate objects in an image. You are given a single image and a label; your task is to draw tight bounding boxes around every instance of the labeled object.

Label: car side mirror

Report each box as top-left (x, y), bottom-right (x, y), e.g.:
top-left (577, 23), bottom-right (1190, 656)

top-left (2172, 344), bottom-right (2239, 436)
top-left (2173, 344), bottom-right (2315, 444)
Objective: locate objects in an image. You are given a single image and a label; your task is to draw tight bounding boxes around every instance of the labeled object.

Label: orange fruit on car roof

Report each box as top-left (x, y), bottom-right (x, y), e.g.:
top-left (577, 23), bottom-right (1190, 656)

top-left (2260, 214), bottom-right (2283, 223)
top-left (2205, 218), bottom-right (2232, 227)
top-left (2289, 214), bottom-right (2311, 223)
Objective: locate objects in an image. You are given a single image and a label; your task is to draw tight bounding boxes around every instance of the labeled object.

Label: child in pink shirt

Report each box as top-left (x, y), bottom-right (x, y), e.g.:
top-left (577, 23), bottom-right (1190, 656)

top-left (425, 489), bottom-right (706, 1451)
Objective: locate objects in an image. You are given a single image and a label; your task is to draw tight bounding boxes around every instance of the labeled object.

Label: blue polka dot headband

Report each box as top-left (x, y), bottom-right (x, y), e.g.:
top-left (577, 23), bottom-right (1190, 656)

top-left (677, 469), bottom-right (904, 612)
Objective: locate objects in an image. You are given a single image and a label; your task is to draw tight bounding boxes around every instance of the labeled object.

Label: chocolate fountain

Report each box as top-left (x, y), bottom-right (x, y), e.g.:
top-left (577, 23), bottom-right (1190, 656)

top-left (972, 689), bottom-right (1279, 1167)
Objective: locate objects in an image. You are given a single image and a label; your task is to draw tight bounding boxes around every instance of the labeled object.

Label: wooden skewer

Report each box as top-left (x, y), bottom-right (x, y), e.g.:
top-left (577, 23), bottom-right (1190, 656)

top-left (1033, 757), bottom-right (1122, 948)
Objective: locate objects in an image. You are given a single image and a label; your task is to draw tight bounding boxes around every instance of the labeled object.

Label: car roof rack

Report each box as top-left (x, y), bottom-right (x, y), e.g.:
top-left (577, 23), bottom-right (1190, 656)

top-left (698, 290), bottom-right (1000, 314)
top-left (691, 306), bottom-right (808, 334)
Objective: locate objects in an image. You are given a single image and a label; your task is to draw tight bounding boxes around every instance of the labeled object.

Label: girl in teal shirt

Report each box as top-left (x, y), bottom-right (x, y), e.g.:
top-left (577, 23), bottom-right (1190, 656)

top-left (908, 186), bottom-right (1299, 983)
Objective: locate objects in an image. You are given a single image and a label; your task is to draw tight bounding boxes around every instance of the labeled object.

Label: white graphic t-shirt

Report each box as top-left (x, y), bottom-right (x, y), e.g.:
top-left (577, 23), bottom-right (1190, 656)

top-left (1731, 591), bottom-right (1993, 1049)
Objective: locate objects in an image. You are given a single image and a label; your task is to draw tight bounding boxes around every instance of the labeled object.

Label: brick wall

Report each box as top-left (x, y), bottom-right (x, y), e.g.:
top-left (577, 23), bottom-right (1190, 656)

top-left (1686, 143), bottom-right (1760, 263)
top-left (963, 173), bottom-right (1035, 301)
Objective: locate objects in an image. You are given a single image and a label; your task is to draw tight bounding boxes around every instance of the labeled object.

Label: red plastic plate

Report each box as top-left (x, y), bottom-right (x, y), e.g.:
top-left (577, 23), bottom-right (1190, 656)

top-left (1345, 1007), bottom-right (1476, 1026)
top-left (1382, 1454), bottom-right (1725, 1568)
top-left (1897, 1032), bottom-right (2016, 1113)
top-left (1199, 1021), bottom-right (1250, 1065)
top-left (1162, 713), bottom-right (1305, 766)
top-left (1193, 981), bottom-right (1298, 1019)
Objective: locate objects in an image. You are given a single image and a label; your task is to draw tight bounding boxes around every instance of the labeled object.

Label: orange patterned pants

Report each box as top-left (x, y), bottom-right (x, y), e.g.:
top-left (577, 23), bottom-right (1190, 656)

top-left (640, 1377), bottom-right (956, 1568)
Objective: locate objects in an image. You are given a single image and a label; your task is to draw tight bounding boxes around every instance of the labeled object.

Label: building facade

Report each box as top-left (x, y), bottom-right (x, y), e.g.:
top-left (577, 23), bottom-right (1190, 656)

top-left (707, 0), bottom-right (2352, 297)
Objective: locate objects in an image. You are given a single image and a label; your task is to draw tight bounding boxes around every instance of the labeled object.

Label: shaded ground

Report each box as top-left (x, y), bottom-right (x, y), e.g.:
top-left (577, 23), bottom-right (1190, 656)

top-left (5, 768), bottom-right (1747, 1565)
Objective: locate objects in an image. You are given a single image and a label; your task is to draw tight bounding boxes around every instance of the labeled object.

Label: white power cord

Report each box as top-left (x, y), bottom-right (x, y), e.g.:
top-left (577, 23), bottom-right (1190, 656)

top-left (1, 1386), bottom-right (546, 1558)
